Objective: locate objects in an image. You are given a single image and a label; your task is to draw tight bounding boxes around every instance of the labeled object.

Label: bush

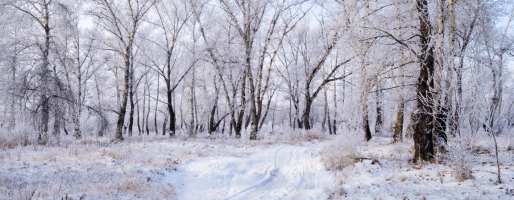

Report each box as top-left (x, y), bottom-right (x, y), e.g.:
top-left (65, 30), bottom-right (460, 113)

top-left (443, 138), bottom-right (476, 182)
top-left (321, 128), bottom-right (361, 170)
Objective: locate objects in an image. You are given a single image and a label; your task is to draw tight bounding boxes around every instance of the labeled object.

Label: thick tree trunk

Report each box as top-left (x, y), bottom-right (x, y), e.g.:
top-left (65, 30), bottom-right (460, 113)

top-left (413, 0), bottom-right (435, 162)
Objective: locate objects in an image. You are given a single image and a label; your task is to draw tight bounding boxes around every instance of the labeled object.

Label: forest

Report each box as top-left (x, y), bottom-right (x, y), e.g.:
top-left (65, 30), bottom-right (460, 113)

top-left (0, 0), bottom-right (513, 199)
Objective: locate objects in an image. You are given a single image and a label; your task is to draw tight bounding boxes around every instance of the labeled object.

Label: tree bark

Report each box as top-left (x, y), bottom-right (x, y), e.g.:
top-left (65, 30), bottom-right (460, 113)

top-left (375, 85), bottom-right (382, 135)
top-left (141, 80), bottom-right (147, 135)
top-left (413, 0), bottom-right (435, 162)
top-left (189, 71), bottom-right (195, 137)
top-left (393, 101), bottom-right (404, 143)
top-left (166, 79), bottom-right (176, 136)
top-left (146, 80), bottom-right (151, 135)
top-left (155, 76), bottom-right (160, 135)
top-left (333, 81), bottom-right (337, 135)
top-left (136, 85), bottom-right (141, 134)
top-left (361, 93), bottom-right (372, 141)
top-left (128, 65), bottom-right (135, 136)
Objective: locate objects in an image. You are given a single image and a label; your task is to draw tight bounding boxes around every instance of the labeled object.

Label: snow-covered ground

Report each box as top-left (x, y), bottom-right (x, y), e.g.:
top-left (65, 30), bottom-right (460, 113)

top-left (326, 135), bottom-right (514, 200)
top-left (0, 131), bottom-right (513, 199)
top-left (0, 131), bottom-right (332, 199)
top-left (163, 144), bottom-right (333, 200)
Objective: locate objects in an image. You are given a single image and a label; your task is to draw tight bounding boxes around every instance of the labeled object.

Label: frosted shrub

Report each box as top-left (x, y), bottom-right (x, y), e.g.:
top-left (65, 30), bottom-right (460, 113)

top-left (444, 139), bottom-right (476, 181)
top-left (239, 126), bottom-right (253, 143)
top-left (256, 124), bottom-right (327, 143)
top-left (321, 128), bottom-right (361, 170)
top-left (294, 129), bottom-right (327, 141)
top-left (0, 121), bottom-right (35, 148)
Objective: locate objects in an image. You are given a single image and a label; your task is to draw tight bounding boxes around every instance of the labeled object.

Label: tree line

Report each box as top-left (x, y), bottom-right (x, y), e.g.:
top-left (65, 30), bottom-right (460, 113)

top-left (0, 0), bottom-right (513, 162)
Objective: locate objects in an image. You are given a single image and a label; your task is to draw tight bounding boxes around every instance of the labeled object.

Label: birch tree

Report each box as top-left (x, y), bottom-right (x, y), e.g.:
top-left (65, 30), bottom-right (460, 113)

top-left (89, 0), bottom-right (155, 141)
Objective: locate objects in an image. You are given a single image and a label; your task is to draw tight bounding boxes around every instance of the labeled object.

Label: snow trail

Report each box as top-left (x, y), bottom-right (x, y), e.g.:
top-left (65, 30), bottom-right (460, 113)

top-left (162, 144), bottom-right (334, 200)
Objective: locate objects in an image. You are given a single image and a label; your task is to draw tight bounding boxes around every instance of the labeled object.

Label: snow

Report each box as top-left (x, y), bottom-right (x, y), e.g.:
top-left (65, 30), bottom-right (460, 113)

top-left (163, 144), bottom-right (334, 200)
top-left (329, 135), bottom-right (514, 200)
top-left (0, 132), bottom-right (513, 199)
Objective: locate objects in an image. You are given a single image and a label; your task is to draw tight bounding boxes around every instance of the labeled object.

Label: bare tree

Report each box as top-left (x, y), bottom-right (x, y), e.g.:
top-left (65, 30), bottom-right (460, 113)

top-left (89, 0), bottom-right (155, 141)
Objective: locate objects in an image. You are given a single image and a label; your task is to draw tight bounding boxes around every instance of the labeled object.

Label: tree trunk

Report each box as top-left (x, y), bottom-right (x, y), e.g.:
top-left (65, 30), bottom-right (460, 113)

top-left (128, 70), bottom-right (135, 136)
top-left (155, 76), bottom-right (160, 135)
top-left (146, 80), bottom-right (151, 135)
top-left (166, 51), bottom-right (176, 136)
top-left (236, 74), bottom-right (247, 137)
top-left (136, 86), bottom-right (141, 134)
top-left (53, 108), bottom-right (61, 136)
top-left (413, 0), bottom-right (435, 162)
top-left (375, 85), bottom-right (382, 135)
top-left (39, 3), bottom-right (51, 144)
top-left (141, 82), bottom-right (147, 135)
top-left (189, 71), bottom-right (195, 137)
top-left (209, 102), bottom-right (217, 134)
top-left (167, 84), bottom-right (176, 136)
top-left (322, 83), bottom-right (328, 133)
top-left (289, 97), bottom-right (293, 128)
top-left (94, 74), bottom-right (104, 137)
top-left (302, 97), bottom-right (312, 130)
top-left (208, 79), bottom-right (221, 134)
top-left (360, 82), bottom-right (372, 141)
top-left (115, 58), bottom-right (130, 141)
top-left (162, 114), bottom-right (168, 136)
top-left (393, 101), bottom-right (404, 143)
top-left (245, 36), bottom-right (259, 140)
top-left (333, 81), bottom-right (337, 135)
top-left (434, 0), bottom-right (448, 145)
top-left (436, 100), bottom-right (448, 144)
top-left (363, 104), bottom-right (372, 141)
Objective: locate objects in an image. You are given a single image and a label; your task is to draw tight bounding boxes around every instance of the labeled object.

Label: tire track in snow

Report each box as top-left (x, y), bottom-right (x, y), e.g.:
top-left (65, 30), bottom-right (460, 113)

top-left (225, 146), bottom-right (284, 199)
top-left (162, 144), bottom-right (334, 200)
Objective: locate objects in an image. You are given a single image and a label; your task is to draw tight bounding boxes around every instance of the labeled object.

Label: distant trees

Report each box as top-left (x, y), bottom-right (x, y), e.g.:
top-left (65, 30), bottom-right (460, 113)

top-left (0, 0), bottom-right (512, 160)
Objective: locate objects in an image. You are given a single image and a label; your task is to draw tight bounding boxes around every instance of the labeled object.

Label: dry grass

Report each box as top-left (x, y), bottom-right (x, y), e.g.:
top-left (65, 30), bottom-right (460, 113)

top-left (291, 130), bottom-right (327, 142)
top-left (322, 153), bottom-right (359, 170)
top-left (0, 139), bottom-right (180, 199)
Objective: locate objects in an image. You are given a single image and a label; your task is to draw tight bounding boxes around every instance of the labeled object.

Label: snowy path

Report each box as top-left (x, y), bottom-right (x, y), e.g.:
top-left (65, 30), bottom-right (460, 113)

top-left (162, 144), bottom-right (334, 200)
